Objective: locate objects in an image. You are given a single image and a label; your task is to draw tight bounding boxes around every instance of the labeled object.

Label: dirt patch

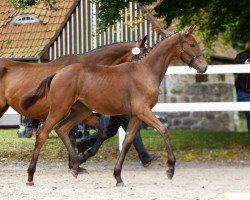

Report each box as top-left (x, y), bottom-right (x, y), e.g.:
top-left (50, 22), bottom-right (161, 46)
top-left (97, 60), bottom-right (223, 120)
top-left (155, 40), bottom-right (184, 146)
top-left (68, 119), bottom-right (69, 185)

top-left (0, 160), bottom-right (249, 200)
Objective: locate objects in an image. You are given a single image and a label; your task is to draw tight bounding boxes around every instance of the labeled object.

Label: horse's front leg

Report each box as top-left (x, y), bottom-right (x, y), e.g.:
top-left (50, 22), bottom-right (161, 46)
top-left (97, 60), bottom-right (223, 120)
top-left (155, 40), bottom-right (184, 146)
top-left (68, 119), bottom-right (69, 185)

top-left (138, 108), bottom-right (176, 180)
top-left (113, 116), bottom-right (141, 186)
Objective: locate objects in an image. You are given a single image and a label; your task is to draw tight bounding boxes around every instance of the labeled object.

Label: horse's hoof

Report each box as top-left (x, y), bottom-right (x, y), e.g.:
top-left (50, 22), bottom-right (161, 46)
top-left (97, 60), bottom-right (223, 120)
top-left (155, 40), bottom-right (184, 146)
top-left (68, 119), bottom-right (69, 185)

top-left (78, 167), bottom-right (89, 174)
top-left (26, 181), bottom-right (34, 186)
top-left (166, 169), bottom-right (174, 180)
top-left (116, 181), bottom-right (125, 187)
top-left (69, 169), bottom-right (78, 178)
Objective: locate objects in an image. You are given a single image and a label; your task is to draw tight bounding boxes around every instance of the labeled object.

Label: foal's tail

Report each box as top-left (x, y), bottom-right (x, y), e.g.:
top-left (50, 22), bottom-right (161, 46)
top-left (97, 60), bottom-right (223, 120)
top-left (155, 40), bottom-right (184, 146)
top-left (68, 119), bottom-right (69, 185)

top-left (20, 73), bottom-right (56, 110)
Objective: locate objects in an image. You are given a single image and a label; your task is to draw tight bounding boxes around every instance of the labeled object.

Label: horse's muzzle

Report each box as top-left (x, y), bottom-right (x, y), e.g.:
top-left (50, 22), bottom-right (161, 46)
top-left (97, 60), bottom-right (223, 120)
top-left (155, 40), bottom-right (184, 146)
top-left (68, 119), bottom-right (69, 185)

top-left (197, 64), bottom-right (207, 74)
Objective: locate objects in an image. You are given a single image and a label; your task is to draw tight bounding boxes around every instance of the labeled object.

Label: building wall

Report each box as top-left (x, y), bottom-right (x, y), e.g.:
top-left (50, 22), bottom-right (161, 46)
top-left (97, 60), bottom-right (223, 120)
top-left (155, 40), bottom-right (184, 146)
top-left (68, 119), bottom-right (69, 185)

top-left (161, 60), bottom-right (238, 131)
top-left (47, 0), bottom-right (164, 60)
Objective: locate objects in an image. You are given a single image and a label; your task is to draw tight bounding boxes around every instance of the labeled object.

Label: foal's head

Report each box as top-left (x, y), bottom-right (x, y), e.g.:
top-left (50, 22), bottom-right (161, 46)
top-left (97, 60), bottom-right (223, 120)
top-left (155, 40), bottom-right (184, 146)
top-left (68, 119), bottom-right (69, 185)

top-left (177, 25), bottom-right (207, 73)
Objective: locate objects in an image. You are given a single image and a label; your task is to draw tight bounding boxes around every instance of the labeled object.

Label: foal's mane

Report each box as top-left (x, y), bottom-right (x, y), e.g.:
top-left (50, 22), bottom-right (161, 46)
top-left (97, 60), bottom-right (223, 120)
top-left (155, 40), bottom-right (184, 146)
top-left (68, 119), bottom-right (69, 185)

top-left (132, 32), bottom-right (177, 62)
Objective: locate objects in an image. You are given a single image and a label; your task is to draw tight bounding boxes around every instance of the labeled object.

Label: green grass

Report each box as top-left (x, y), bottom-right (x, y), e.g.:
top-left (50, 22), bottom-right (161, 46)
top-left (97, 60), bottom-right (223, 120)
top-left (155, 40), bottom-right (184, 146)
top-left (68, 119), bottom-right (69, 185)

top-left (145, 129), bottom-right (250, 149)
top-left (0, 129), bottom-right (250, 161)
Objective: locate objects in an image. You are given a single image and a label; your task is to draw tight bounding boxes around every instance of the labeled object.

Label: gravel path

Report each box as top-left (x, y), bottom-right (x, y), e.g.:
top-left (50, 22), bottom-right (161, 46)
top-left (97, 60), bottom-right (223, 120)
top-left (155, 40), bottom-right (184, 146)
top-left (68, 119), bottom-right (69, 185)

top-left (0, 159), bottom-right (249, 200)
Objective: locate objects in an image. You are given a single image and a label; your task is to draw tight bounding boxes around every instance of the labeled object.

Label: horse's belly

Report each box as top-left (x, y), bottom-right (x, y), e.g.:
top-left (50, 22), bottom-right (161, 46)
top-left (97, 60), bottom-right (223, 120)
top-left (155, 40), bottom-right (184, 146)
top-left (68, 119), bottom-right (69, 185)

top-left (9, 98), bottom-right (49, 120)
top-left (84, 98), bottom-right (130, 116)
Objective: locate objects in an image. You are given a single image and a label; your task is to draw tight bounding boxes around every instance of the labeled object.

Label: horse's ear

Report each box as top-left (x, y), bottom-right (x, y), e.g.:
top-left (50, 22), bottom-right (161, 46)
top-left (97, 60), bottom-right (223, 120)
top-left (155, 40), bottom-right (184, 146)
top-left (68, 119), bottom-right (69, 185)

top-left (139, 35), bottom-right (148, 47)
top-left (184, 25), bottom-right (196, 36)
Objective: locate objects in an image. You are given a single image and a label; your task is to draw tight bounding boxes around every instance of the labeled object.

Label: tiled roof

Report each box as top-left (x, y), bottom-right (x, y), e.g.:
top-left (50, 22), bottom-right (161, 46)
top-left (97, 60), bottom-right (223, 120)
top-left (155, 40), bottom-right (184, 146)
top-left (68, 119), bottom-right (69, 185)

top-left (0, 0), bottom-right (79, 58)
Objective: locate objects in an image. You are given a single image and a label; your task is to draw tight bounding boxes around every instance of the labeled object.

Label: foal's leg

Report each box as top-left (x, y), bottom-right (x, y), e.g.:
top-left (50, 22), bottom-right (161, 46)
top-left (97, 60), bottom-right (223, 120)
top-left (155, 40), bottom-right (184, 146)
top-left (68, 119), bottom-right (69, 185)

top-left (78, 116), bottom-right (122, 164)
top-left (68, 112), bottom-right (100, 152)
top-left (54, 108), bottom-right (101, 176)
top-left (55, 116), bottom-right (89, 177)
top-left (138, 108), bottom-right (176, 179)
top-left (68, 126), bottom-right (78, 168)
top-left (63, 111), bottom-right (104, 166)
top-left (27, 111), bottom-right (68, 185)
top-left (27, 93), bottom-right (79, 185)
top-left (78, 130), bottom-right (107, 164)
top-left (67, 113), bottom-right (100, 169)
top-left (113, 116), bottom-right (141, 186)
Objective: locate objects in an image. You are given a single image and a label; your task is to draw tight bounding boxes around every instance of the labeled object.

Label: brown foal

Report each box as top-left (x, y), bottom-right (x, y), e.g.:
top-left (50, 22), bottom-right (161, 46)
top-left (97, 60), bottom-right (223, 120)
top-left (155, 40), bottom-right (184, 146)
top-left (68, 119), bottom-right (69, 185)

top-left (0, 37), bottom-right (148, 180)
top-left (22, 25), bottom-right (207, 186)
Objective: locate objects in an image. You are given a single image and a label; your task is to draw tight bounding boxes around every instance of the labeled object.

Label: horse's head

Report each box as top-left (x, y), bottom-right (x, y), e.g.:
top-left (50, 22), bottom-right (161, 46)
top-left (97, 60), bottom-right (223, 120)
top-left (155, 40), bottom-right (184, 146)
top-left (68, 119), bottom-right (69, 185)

top-left (178, 25), bottom-right (207, 73)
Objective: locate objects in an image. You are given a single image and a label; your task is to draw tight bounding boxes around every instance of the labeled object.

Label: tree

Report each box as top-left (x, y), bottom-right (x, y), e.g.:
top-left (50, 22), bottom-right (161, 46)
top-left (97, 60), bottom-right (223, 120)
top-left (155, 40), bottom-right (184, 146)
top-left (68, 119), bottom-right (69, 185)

top-left (6, 0), bottom-right (250, 49)
top-left (94, 0), bottom-right (250, 49)
top-left (154, 0), bottom-right (250, 49)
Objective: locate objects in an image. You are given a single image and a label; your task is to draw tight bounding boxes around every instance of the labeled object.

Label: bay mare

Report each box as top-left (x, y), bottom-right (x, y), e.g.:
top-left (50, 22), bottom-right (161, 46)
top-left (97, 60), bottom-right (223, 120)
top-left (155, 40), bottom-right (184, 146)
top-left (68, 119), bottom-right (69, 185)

top-left (0, 37), bottom-right (148, 170)
top-left (22, 25), bottom-right (208, 186)
top-left (0, 37), bottom-right (147, 120)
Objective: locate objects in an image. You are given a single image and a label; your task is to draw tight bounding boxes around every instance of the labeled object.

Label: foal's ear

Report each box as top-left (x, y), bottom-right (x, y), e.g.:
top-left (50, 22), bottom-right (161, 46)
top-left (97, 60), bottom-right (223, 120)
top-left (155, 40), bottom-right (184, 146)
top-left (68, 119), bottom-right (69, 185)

top-left (184, 25), bottom-right (196, 36)
top-left (139, 35), bottom-right (148, 47)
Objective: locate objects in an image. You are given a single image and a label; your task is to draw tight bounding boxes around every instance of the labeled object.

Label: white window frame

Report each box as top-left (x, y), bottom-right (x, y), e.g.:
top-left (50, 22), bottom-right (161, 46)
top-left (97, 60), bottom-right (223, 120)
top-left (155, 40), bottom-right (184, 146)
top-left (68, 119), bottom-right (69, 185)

top-left (11, 14), bottom-right (39, 25)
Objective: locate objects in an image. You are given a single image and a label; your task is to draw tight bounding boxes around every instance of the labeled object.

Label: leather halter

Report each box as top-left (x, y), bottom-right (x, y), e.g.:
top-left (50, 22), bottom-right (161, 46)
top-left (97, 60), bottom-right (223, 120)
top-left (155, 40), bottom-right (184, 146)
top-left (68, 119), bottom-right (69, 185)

top-left (178, 32), bottom-right (202, 68)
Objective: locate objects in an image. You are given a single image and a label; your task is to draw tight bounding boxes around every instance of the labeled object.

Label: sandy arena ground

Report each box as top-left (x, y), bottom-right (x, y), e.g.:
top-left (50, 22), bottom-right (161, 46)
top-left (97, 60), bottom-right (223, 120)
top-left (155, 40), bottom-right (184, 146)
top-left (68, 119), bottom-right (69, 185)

top-left (0, 159), bottom-right (249, 200)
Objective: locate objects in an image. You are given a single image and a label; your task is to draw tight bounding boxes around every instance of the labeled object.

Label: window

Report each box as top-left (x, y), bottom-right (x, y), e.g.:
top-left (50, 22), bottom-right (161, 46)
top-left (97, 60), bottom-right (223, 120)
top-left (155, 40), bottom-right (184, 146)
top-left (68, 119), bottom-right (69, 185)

top-left (11, 14), bottom-right (39, 25)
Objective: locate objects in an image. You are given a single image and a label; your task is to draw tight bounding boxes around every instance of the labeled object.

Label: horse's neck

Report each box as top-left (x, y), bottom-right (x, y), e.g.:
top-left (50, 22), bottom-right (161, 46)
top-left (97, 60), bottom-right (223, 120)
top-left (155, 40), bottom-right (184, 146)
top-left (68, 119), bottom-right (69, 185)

top-left (77, 43), bottom-right (133, 64)
top-left (141, 35), bottom-right (178, 83)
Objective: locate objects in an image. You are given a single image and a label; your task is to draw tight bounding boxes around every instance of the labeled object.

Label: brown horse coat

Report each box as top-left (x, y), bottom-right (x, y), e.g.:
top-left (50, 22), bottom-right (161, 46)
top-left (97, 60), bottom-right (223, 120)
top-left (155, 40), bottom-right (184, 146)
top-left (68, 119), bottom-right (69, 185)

top-left (0, 38), bottom-right (147, 119)
top-left (22, 25), bottom-right (207, 186)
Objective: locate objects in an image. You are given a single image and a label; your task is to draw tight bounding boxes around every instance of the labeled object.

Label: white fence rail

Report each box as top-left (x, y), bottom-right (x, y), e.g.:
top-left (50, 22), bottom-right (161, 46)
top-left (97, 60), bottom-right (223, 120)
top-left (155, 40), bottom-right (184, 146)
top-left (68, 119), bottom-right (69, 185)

top-left (167, 64), bottom-right (250, 75)
top-left (1, 64), bottom-right (250, 150)
top-left (0, 107), bottom-right (21, 126)
top-left (155, 64), bottom-right (250, 112)
top-left (119, 64), bottom-right (250, 150)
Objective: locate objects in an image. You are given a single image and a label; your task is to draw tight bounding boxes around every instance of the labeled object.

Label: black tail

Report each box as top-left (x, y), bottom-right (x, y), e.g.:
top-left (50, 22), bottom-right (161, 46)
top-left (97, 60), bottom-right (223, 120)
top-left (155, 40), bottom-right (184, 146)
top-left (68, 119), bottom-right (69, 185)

top-left (20, 73), bottom-right (56, 110)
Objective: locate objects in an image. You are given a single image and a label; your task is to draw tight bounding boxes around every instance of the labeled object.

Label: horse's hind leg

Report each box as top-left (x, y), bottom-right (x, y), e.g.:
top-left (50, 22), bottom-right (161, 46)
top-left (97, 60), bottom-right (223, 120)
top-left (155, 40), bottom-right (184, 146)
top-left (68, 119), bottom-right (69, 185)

top-left (27, 121), bottom-right (57, 185)
top-left (59, 112), bottom-right (100, 172)
top-left (27, 99), bottom-right (79, 185)
top-left (54, 103), bottom-right (96, 177)
top-left (68, 126), bottom-right (79, 169)
top-left (77, 115), bottom-right (106, 164)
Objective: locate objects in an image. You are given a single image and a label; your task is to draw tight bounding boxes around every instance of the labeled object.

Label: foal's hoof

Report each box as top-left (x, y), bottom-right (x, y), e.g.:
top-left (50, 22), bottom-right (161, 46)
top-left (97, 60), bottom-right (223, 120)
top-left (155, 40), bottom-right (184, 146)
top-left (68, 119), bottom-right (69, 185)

top-left (166, 169), bottom-right (174, 180)
top-left (78, 167), bottom-right (89, 174)
top-left (26, 181), bottom-right (34, 186)
top-left (69, 169), bottom-right (78, 178)
top-left (116, 181), bottom-right (125, 187)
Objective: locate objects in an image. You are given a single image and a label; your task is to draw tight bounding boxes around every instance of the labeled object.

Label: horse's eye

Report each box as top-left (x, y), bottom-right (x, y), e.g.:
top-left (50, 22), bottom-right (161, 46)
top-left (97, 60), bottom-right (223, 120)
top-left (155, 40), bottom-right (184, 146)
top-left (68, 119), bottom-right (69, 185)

top-left (190, 44), bottom-right (195, 47)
